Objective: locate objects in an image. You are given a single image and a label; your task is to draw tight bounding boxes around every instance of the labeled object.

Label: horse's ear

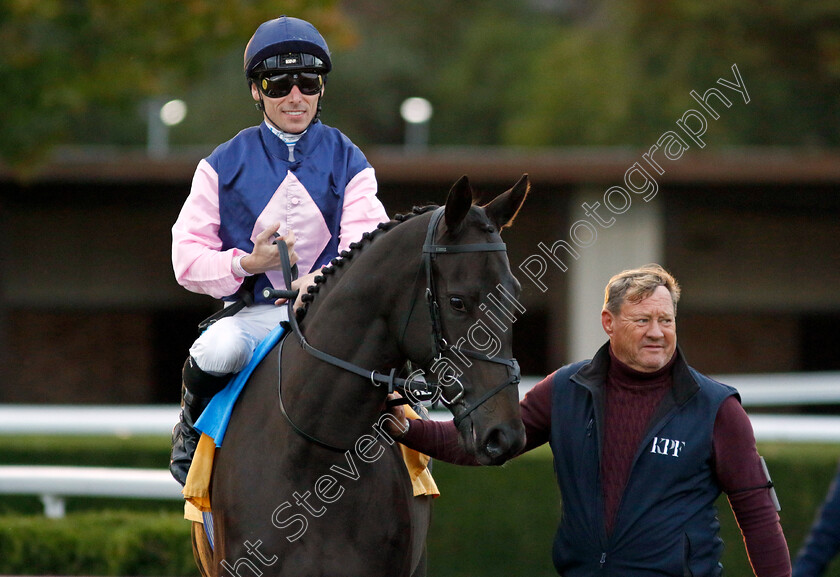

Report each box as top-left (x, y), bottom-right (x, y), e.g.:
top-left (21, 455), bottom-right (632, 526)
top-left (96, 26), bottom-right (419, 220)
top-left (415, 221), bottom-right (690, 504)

top-left (444, 175), bottom-right (473, 234)
top-left (484, 173), bottom-right (530, 231)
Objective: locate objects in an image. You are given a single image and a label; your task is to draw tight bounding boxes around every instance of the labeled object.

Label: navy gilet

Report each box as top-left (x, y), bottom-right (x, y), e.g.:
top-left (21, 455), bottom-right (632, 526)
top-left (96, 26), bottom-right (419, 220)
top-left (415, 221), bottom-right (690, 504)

top-left (549, 344), bottom-right (738, 576)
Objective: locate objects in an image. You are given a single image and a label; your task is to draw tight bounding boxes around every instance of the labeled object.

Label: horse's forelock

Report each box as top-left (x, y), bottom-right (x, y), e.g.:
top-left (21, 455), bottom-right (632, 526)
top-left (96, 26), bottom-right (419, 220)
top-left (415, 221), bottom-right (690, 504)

top-left (460, 203), bottom-right (500, 236)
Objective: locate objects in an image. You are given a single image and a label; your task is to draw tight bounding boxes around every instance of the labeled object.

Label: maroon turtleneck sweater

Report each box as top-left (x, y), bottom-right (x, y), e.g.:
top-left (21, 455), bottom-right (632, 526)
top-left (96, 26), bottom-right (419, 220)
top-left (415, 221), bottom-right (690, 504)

top-left (602, 348), bottom-right (674, 534)
top-left (401, 349), bottom-right (791, 577)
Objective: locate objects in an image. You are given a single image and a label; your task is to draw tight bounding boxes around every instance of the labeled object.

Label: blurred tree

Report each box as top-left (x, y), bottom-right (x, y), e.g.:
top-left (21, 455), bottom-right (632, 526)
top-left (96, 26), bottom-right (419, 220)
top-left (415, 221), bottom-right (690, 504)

top-left (323, 0), bottom-right (501, 147)
top-left (502, 0), bottom-right (840, 146)
top-left (0, 0), bottom-right (349, 170)
top-left (2, 0), bottom-right (837, 167)
top-left (329, 0), bottom-right (840, 148)
top-left (323, 0), bottom-right (557, 147)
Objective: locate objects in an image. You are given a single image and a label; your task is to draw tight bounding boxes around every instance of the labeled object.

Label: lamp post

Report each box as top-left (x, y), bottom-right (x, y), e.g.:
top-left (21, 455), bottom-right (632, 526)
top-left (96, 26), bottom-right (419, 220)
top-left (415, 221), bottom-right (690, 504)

top-left (147, 98), bottom-right (188, 158)
top-left (400, 97), bottom-right (433, 151)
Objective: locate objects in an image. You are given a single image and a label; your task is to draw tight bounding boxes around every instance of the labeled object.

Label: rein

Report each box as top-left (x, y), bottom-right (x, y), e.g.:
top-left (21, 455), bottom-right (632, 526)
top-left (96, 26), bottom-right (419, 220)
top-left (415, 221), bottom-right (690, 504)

top-left (264, 207), bottom-right (521, 450)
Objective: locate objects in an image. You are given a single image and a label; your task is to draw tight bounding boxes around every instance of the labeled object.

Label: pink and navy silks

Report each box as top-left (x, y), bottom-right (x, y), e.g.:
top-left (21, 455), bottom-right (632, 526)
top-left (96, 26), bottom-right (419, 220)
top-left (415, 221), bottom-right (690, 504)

top-left (172, 120), bottom-right (388, 304)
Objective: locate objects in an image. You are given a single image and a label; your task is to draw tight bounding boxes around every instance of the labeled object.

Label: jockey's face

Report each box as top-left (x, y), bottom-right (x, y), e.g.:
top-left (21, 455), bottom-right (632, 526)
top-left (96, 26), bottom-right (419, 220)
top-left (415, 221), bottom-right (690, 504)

top-left (252, 80), bottom-right (322, 134)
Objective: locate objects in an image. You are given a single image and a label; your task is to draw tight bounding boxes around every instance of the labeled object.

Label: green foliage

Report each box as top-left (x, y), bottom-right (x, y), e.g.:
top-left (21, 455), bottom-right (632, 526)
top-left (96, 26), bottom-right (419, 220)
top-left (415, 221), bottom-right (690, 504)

top-left (0, 0), bottom-right (343, 168)
top-left (505, 25), bottom-right (640, 147)
top-left (427, 446), bottom-right (560, 576)
top-left (337, 0), bottom-right (840, 148)
top-left (0, 511), bottom-right (196, 576)
top-left (3, 436), bottom-right (840, 575)
top-left (426, 442), bottom-right (840, 577)
top-left (503, 0), bottom-right (840, 147)
top-left (2, 0), bottom-right (837, 166)
top-left (0, 434), bottom-right (171, 467)
top-left (326, 0), bottom-right (554, 147)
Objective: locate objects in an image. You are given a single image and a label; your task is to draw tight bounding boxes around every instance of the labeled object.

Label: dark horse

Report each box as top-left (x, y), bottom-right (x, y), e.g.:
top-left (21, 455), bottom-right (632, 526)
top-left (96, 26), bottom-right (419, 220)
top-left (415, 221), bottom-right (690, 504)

top-left (192, 175), bottom-right (530, 576)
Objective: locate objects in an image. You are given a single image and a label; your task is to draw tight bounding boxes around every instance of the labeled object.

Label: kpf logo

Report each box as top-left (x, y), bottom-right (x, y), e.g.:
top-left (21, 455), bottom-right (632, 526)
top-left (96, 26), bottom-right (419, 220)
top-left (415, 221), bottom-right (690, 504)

top-left (651, 436), bottom-right (685, 457)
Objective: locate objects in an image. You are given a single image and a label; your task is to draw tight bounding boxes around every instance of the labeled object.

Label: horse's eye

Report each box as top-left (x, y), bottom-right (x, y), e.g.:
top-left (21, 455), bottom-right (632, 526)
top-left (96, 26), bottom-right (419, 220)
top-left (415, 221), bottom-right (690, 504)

top-left (449, 296), bottom-right (467, 312)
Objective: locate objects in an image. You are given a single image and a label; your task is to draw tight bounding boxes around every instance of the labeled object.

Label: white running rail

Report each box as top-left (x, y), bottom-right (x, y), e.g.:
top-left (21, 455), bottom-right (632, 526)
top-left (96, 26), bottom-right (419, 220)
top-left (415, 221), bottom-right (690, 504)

top-left (0, 465), bottom-right (183, 518)
top-left (0, 372), bottom-right (838, 517)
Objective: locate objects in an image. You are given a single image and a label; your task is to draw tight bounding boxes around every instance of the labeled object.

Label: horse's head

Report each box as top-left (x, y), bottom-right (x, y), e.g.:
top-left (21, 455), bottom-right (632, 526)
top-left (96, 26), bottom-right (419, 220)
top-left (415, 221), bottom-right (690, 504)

top-left (404, 175), bottom-right (529, 465)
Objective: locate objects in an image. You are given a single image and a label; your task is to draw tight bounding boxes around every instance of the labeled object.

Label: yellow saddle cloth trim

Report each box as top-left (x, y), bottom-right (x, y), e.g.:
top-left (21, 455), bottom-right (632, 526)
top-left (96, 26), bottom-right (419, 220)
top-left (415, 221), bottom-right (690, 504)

top-left (401, 405), bottom-right (440, 498)
top-left (184, 500), bottom-right (204, 523)
top-left (182, 406), bottom-right (439, 520)
top-left (183, 432), bottom-right (215, 514)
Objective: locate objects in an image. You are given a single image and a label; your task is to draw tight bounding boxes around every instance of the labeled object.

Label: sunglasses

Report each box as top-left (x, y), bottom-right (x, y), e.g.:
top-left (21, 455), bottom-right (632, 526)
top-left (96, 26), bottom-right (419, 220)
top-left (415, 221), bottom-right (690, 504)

top-left (258, 72), bottom-right (323, 98)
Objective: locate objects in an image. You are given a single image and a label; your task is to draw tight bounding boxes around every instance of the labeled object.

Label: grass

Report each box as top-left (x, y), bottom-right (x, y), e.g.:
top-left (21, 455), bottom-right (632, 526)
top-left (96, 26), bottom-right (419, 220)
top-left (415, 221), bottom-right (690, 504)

top-left (2, 436), bottom-right (840, 575)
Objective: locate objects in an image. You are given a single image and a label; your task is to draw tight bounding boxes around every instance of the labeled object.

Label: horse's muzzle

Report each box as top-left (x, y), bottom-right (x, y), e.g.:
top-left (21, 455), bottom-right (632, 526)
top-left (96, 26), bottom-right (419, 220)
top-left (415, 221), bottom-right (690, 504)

top-left (471, 419), bottom-right (526, 466)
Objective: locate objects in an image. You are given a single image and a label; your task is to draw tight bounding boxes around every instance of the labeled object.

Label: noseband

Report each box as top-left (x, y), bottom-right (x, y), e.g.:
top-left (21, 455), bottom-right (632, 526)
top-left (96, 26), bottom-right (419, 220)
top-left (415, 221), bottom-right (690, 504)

top-left (266, 207), bottom-right (521, 450)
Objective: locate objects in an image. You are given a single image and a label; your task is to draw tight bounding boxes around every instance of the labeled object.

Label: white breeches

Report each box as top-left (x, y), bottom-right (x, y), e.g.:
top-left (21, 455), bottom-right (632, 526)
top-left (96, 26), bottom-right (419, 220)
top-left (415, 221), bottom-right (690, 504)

top-left (189, 304), bottom-right (289, 376)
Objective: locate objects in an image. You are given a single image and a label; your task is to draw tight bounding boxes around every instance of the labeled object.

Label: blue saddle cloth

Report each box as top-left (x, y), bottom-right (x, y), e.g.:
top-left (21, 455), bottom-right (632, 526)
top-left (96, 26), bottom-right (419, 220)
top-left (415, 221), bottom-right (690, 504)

top-left (194, 323), bottom-right (287, 447)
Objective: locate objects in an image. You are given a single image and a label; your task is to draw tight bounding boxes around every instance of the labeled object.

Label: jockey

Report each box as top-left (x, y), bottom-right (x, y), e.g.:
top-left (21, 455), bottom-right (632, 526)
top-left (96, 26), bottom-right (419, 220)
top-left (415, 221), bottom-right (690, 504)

top-left (169, 15), bottom-right (389, 486)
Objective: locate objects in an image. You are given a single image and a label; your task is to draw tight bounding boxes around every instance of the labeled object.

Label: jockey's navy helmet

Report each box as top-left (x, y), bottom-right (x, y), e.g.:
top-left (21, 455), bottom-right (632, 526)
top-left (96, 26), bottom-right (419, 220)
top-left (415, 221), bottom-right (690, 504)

top-left (244, 16), bottom-right (332, 82)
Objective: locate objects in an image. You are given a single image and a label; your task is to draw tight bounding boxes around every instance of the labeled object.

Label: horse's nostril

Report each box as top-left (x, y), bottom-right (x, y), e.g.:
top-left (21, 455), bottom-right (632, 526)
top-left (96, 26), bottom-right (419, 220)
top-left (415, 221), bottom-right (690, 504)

top-left (482, 423), bottom-right (526, 462)
top-left (484, 427), bottom-right (509, 459)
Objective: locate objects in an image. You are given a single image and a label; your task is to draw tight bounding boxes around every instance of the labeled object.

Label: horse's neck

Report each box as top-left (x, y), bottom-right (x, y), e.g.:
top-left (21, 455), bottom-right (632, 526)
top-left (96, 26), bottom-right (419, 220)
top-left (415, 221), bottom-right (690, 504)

top-left (281, 225), bottom-right (423, 442)
top-left (300, 218), bottom-right (428, 369)
top-left (301, 268), bottom-right (400, 367)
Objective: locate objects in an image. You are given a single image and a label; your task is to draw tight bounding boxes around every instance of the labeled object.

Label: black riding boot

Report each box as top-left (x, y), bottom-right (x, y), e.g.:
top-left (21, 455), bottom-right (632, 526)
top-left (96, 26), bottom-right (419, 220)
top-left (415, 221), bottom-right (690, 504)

top-left (169, 358), bottom-right (229, 486)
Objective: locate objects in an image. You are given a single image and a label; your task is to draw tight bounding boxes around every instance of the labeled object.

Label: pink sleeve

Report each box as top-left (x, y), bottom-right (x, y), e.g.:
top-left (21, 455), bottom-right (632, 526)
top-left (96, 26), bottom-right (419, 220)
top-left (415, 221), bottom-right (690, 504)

top-left (171, 159), bottom-right (246, 299)
top-left (337, 167), bottom-right (389, 252)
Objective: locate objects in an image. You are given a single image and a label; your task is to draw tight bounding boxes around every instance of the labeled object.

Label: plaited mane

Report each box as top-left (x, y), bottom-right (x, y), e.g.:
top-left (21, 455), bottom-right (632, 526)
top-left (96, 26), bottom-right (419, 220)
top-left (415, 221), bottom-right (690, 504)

top-left (294, 205), bottom-right (438, 322)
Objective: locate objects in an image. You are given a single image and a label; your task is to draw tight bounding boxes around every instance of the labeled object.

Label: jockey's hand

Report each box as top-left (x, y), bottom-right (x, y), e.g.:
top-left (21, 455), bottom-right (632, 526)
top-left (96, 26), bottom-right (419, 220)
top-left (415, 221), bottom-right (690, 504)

top-left (384, 393), bottom-right (409, 439)
top-left (241, 224), bottom-right (299, 275)
top-left (274, 269), bottom-right (321, 310)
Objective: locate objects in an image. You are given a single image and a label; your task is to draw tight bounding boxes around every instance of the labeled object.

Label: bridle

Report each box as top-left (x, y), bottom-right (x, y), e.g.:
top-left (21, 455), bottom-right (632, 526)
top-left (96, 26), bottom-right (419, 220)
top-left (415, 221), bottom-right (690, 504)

top-left (265, 206), bottom-right (521, 451)
top-left (418, 208), bottom-right (521, 426)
